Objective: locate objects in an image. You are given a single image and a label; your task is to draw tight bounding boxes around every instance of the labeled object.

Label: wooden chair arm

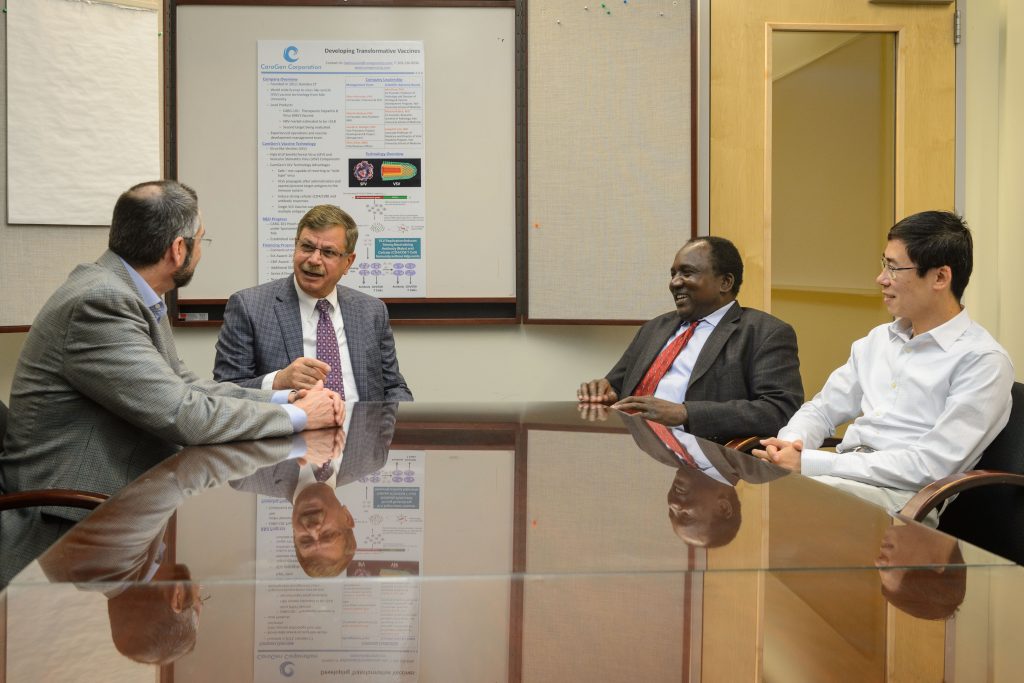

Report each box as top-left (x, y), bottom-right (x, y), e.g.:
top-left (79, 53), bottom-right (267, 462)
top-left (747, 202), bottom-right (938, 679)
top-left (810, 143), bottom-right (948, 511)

top-left (899, 470), bottom-right (1024, 523)
top-left (724, 436), bottom-right (843, 453)
top-left (0, 489), bottom-right (109, 512)
top-left (724, 436), bottom-right (763, 453)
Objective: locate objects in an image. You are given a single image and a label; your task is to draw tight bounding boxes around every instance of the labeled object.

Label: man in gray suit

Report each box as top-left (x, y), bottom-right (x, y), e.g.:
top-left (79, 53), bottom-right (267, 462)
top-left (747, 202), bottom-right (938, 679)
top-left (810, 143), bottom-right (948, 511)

top-left (0, 180), bottom-right (343, 496)
top-left (213, 204), bottom-right (412, 401)
top-left (578, 236), bottom-right (803, 443)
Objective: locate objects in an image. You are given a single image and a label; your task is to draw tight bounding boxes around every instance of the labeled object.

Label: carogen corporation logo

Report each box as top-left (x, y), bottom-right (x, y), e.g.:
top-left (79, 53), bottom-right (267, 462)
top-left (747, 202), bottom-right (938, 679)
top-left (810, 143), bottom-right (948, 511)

top-left (279, 661), bottom-right (295, 677)
top-left (283, 46), bottom-right (299, 63)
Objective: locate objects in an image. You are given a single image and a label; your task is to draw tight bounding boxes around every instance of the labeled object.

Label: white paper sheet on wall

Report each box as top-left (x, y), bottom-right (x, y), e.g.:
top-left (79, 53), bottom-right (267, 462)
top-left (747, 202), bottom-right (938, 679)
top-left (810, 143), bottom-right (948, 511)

top-left (6, 0), bottom-right (160, 225)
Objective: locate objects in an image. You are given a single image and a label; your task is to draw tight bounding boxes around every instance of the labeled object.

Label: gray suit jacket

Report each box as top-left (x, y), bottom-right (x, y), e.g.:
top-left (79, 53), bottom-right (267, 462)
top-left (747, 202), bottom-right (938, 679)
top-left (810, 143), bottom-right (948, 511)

top-left (33, 437), bottom-right (295, 589)
top-left (230, 402), bottom-right (397, 500)
top-left (606, 301), bottom-right (803, 442)
top-left (214, 277), bottom-right (412, 401)
top-left (0, 251), bottom-right (294, 496)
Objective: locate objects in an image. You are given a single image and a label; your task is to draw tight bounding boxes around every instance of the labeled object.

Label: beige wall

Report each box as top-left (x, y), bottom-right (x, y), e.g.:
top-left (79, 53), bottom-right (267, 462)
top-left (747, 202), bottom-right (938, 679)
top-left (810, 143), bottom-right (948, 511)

top-left (1, 324), bottom-right (637, 404)
top-left (964, 0), bottom-right (1024, 376)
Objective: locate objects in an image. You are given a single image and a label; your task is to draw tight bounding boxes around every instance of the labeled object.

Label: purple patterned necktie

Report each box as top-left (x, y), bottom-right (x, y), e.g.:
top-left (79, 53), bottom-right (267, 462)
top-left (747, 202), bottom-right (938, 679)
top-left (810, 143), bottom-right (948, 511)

top-left (313, 461), bottom-right (334, 483)
top-left (315, 299), bottom-right (345, 398)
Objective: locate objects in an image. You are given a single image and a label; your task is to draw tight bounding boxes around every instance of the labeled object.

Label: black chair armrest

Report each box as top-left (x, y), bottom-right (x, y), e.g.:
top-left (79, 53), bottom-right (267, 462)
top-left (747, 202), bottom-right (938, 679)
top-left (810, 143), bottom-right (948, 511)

top-left (899, 470), bottom-right (1024, 523)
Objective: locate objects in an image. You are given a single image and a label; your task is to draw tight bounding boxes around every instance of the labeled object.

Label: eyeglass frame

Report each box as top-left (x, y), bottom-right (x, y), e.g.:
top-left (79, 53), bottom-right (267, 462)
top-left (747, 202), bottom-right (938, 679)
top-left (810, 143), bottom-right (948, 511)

top-left (879, 255), bottom-right (917, 279)
top-left (294, 238), bottom-right (350, 262)
top-left (183, 236), bottom-right (213, 247)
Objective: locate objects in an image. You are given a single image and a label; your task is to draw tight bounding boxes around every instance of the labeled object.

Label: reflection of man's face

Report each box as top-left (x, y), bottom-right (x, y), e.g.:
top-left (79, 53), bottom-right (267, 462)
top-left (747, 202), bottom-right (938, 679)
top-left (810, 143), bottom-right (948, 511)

top-left (107, 563), bottom-right (202, 664)
top-left (666, 468), bottom-right (741, 548)
top-left (292, 483), bottom-right (356, 576)
top-left (875, 523), bottom-right (966, 620)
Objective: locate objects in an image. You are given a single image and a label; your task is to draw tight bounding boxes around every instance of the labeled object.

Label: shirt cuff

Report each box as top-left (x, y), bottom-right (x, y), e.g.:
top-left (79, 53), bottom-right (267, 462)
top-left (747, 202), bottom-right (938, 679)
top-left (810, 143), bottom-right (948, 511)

top-left (262, 371), bottom-right (279, 392)
top-left (266, 376), bottom-right (286, 397)
top-left (777, 427), bottom-right (802, 443)
top-left (281, 403), bottom-right (308, 432)
top-left (800, 449), bottom-right (836, 477)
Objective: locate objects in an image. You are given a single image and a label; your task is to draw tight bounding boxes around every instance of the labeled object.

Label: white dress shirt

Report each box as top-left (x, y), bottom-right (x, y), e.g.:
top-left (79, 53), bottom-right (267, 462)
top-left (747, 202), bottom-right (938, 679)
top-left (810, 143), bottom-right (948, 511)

top-left (779, 309), bottom-right (1013, 491)
top-left (654, 301), bottom-right (736, 403)
top-left (262, 278), bottom-right (361, 401)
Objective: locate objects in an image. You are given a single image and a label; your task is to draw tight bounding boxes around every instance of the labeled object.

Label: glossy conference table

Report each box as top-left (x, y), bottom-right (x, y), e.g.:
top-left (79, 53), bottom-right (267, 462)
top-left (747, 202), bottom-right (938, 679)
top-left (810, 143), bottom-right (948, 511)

top-left (2, 402), bottom-right (1023, 682)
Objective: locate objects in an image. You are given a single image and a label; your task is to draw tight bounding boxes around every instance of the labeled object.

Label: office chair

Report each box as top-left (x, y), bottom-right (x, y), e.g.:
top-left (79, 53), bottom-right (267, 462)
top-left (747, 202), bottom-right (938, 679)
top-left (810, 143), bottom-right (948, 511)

top-left (900, 382), bottom-right (1024, 564)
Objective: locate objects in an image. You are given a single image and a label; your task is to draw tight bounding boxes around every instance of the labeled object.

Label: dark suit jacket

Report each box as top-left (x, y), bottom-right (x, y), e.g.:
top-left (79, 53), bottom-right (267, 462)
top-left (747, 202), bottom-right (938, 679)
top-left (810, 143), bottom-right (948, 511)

top-left (606, 302), bottom-right (803, 442)
top-left (230, 402), bottom-right (397, 500)
top-left (213, 277), bottom-right (412, 401)
top-left (622, 413), bottom-right (788, 486)
top-left (1, 251), bottom-right (293, 497)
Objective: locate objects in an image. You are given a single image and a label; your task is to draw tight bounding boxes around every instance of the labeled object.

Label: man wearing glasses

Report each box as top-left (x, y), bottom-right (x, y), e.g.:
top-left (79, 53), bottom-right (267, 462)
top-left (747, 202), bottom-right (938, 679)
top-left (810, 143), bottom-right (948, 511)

top-left (214, 204), bottom-right (412, 401)
top-left (756, 211), bottom-right (1013, 523)
top-left (2, 181), bottom-right (345, 497)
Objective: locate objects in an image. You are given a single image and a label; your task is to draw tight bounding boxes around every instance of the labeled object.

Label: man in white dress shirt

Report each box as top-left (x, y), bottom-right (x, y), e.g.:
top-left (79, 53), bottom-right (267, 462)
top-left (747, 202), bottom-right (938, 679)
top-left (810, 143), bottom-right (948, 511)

top-left (756, 211), bottom-right (1013, 521)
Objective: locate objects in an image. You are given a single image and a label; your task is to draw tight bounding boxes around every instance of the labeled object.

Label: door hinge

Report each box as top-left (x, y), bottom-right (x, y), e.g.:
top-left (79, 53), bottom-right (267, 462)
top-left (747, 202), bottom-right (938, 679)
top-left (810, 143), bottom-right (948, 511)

top-left (954, 8), bottom-right (961, 45)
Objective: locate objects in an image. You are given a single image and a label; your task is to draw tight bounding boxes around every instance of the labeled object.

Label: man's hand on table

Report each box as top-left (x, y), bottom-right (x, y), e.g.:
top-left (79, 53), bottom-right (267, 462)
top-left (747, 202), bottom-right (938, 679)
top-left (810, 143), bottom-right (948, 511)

top-left (293, 381), bottom-right (345, 429)
top-left (753, 437), bottom-right (803, 472)
top-left (577, 378), bottom-right (618, 404)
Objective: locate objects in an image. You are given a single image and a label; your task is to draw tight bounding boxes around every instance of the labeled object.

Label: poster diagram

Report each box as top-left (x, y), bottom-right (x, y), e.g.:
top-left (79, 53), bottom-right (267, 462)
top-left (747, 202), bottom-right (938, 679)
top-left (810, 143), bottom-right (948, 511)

top-left (257, 41), bottom-right (426, 297)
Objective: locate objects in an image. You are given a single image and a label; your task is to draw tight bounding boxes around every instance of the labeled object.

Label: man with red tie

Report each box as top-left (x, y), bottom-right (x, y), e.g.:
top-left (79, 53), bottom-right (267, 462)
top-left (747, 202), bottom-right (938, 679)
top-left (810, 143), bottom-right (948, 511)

top-left (577, 236), bottom-right (803, 443)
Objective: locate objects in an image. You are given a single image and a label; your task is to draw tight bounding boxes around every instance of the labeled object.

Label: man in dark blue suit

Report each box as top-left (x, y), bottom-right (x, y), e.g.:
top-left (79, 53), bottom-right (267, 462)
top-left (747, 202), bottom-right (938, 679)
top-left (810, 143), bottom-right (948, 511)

top-left (214, 205), bottom-right (413, 401)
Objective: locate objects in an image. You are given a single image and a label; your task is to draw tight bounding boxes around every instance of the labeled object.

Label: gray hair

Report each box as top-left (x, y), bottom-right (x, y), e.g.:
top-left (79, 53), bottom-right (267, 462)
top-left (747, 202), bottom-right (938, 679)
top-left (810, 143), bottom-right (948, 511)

top-left (109, 180), bottom-right (200, 267)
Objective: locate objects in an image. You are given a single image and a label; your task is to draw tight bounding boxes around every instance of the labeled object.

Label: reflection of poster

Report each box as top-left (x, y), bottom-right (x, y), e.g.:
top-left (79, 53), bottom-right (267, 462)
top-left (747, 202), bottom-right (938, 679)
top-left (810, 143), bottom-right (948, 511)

top-left (254, 451), bottom-right (425, 683)
top-left (257, 40), bottom-right (426, 297)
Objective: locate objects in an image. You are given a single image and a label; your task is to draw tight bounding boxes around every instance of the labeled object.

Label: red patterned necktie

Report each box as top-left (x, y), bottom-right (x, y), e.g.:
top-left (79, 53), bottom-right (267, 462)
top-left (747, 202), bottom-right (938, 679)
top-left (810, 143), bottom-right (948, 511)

top-left (646, 420), bottom-right (698, 467)
top-left (315, 299), bottom-right (346, 399)
top-left (633, 319), bottom-right (702, 397)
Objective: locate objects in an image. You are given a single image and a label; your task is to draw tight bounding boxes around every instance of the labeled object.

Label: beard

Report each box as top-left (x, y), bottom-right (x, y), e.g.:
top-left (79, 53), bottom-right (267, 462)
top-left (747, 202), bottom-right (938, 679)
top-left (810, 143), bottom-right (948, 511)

top-left (172, 249), bottom-right (196, 289)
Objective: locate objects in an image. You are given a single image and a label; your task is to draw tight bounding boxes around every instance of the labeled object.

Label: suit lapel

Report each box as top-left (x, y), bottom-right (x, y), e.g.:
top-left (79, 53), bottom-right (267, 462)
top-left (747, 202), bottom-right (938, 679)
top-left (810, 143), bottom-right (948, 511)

top-left (625, 315), bottom-right (682, 395)
top-left (274, 278), bottom-right (305, 362)
top-left (688, 301), bottom-right (741, 388)
top-left (337, 286), bottom-right (367, 396)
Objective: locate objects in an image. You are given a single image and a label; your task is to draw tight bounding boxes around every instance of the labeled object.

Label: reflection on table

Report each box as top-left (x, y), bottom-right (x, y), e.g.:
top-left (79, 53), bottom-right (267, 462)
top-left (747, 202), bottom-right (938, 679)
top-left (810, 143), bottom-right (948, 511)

top-left (2, 402), bottom-right (1023, 682)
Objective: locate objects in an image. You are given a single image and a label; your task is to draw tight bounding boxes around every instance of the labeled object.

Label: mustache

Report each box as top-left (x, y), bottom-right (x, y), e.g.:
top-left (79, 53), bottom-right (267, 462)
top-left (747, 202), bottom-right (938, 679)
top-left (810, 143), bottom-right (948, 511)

top-left (301, 264), bottom-right (326, 276)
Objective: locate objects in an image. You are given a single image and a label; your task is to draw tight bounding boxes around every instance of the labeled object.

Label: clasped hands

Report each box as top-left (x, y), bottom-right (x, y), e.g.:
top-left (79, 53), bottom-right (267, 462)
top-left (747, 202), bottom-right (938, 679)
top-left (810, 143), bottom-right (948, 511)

top-left (751, 437), bottom-right (803, 472)
top-left (289, 379), bottom-right (345, 430)
top-left (576, 378), bottom-right (688, 426)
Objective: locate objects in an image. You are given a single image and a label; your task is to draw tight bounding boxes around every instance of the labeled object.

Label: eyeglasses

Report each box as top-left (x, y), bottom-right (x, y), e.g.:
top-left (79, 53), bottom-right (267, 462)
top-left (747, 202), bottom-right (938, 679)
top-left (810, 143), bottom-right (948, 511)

top-left (295, 239), bottom-right (348, 262)
top-left (184, 236), bottom-right (213, 247)
top-left (880, 256), bottom-right (916, 279)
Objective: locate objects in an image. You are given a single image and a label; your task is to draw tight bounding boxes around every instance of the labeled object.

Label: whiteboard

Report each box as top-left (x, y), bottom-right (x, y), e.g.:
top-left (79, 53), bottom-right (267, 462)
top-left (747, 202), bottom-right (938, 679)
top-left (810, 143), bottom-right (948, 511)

top-left (176, 5), bottom-right (516, 300)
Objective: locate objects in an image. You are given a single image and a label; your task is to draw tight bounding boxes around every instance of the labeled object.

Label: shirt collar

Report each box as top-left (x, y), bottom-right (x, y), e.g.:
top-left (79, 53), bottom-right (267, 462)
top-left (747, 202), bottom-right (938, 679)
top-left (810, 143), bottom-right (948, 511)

top-left (697, 300), bottom-right (736, 328)
top-left (119, 257), bottom-right (165, 321)
top-left (293, 276), bottom-right (340, 321)
top-left (888, 307), bottom-right (971, 352)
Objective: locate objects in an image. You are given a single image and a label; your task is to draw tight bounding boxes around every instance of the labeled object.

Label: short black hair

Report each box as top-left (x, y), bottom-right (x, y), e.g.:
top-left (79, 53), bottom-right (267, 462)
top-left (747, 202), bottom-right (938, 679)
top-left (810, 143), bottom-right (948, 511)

top-left (888, 211), bottom-right (972, 300)
top-left (109, 180), bottom-right (200, 267)
top-left (686, 236), bottom-right (744, 295)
